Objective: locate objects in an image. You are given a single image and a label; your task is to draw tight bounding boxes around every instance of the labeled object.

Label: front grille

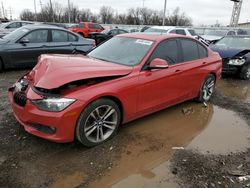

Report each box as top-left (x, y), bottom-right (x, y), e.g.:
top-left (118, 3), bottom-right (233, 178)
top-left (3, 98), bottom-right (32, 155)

top-left (14, 92), bottom-right (27, 107)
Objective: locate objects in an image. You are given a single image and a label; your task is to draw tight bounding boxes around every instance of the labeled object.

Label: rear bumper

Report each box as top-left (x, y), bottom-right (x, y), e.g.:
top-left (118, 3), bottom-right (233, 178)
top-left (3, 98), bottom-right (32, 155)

top-left (8, 91), bottom-right (85, 143)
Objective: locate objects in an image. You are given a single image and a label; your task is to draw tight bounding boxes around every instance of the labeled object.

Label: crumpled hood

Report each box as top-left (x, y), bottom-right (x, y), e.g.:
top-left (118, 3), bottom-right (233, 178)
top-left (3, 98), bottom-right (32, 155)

top-left (210, 44), bottom-right (250, 59)
top-left (201, 35), bottom-right (223, 42)
top-left (28, 54), bottom-right (133, 89)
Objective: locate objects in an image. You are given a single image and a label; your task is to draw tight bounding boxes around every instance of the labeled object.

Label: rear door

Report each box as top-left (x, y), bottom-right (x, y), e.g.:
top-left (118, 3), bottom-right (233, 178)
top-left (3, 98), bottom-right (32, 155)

top-left (175, 38), bottom-right (209, 99)
top-left (47, 29), bottom-right (76, 54)
top-left (9, 29), bottom-right (49, 67)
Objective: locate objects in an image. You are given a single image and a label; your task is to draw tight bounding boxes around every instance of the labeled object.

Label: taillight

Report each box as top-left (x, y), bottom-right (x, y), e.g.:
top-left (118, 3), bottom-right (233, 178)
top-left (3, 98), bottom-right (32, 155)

top-left (93, 41), bottom-right (96, 48)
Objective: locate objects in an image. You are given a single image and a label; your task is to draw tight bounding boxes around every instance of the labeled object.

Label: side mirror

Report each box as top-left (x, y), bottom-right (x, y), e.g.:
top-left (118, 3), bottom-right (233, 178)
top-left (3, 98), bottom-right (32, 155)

top-left (148, 58), bottom-right (169, 70)
top-left (19, 38), bottom-right (30, 44)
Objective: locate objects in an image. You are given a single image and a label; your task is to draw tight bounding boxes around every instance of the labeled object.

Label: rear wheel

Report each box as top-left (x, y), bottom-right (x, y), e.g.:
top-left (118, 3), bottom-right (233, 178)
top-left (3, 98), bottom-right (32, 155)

top-left (198, 74), bottom-right (215, 102)
top-left (76, 98), bottom-right (121, 147)
top-left (239, 64), bottom-right (250, 80)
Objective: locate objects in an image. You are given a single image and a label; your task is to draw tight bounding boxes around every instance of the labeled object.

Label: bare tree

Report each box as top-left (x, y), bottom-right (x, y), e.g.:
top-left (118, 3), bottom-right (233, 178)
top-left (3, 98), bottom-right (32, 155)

top-left (20, 9), bottom-right (35, 21)
top-left (99, 6), bottom-right (114, 24)
top-left (166, 7), bottom-right (192, 26)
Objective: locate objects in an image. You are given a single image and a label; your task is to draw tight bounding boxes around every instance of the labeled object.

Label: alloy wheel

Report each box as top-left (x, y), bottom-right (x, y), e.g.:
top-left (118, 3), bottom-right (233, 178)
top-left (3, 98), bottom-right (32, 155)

top-left (84, 105), bottom-right (118, 143)
top-left (202, 77), bottom-right (215, 101)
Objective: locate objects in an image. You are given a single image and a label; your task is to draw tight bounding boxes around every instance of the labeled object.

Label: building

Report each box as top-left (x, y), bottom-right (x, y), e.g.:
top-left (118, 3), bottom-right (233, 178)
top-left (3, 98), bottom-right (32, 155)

top-left (238, 22), bottom-right (250, 28)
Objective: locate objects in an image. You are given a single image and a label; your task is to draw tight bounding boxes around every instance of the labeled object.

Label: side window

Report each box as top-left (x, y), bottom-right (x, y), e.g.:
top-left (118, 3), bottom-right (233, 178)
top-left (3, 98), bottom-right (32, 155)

top-left (89, 24), bottom-right (103, 29)
top-left (79, 23), bottom-right (85, 28)
top-left (52, 30), bottom-right (68, 42)
top-left (119, 30), bottom-right (127, 34)
top-left (7, 22), bottom-right (21, 29)
top-left (180, 39), bottom-right (199, 62)
top-left (227, 31), bottom-right (236, 36)
top-left (24, 30), bottom-right (48, 43)
top-left (197, 43), bottom-right (208, 58)
top-left (148, 40), bottom-right (179, 65)
top-left (108, 29), bottom-right (118, 35)
top-left (176, 29), bottom-right (186, 35)
top-left (169, 29), bottom-right (176, 34)
top-left (68, 33), bottom-right (77, 42)
top-left (22, 22), bottom-right (32, 26)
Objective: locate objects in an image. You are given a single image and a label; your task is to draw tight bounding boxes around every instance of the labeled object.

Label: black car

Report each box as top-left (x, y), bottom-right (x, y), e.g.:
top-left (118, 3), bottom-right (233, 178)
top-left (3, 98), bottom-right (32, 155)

top-left (89, 28), bottom-right (128, 45)
top-left (0, 25), bottom-right (95, 71)
top-left (210, 36), bottom-right (250, 80)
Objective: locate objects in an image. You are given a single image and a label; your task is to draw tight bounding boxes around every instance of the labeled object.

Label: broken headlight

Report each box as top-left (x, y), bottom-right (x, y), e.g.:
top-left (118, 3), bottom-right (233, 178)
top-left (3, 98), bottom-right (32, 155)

top-left (32, 98), bottom-right (76, 112)
top-left (228, 58), bottom-right (246, 66)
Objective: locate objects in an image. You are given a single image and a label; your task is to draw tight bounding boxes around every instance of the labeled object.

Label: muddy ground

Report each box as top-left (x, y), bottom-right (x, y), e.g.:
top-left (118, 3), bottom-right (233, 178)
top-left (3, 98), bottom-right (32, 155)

top-left (0, 70), bottom-right (249, 188)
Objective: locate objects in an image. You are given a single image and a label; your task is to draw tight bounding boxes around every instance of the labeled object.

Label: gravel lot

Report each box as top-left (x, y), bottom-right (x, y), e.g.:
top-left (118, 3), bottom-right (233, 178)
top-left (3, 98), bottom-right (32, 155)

top-left (0, 70), bottom-right (249, 188)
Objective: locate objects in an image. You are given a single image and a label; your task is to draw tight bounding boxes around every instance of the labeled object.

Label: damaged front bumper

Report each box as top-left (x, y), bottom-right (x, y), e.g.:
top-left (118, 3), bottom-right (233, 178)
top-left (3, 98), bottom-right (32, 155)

top-left (8, 79), bottom-right (86, 143)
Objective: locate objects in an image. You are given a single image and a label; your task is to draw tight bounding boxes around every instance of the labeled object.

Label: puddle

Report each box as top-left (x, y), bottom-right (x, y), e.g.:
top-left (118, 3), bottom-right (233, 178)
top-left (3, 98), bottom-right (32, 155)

top-left (187, 106), bottom-right (249, 154)
top-left (89, 104), bottom-right (249, 188)
top-left (89, 102), bottom-right (214, 188)
top-left (217, 79), bottom-right (250, 103)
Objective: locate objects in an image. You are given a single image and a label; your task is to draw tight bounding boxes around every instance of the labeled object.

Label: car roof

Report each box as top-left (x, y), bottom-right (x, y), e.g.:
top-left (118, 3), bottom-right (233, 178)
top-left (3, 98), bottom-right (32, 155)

top-left (118, 33), bottom-right (193, 42)
top-left (150, 26), bottom-right (176, 30)
top-left (23, 24), bottom-right (68, 30)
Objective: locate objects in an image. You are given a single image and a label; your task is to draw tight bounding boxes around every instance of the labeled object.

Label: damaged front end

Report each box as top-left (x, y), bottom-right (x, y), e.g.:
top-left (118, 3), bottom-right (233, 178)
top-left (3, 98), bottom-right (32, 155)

top-left (30, 76), bottom-right (123, 112)
top-left (221, 50), bottom-right (250, 74)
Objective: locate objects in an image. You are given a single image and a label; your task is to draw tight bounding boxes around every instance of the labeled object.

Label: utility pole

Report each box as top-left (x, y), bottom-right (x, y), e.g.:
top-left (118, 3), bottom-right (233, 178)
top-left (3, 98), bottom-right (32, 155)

top-left (162, 0), bottom-right (167, 25)
top-left (68, 0), bottom-right (71, 23)
top-left (7, 7), bottom-right (12, 20)
top-left (1, 2), bottom-right (5, 18)
top-left (142, 0), bottom-right (145, 8)
top-left (230, 0), bottom-right (243, 27)
top-left (34, 0), bottom-right (37, 21)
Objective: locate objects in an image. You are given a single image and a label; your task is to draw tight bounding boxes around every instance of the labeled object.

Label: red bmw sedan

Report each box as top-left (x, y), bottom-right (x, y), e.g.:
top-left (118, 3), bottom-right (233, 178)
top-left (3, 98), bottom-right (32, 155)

top-left (8, 33), bottom-right (222, 147)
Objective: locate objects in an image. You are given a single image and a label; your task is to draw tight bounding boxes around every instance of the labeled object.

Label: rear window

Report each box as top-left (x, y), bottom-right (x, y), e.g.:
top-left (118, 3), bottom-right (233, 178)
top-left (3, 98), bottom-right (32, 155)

top-left (176, 29), bottom-right (186, 35)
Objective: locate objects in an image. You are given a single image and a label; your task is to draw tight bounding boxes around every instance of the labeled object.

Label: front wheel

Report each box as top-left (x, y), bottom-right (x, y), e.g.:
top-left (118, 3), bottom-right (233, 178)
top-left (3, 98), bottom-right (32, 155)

top-left (197, 74), bottom-right (216, 102)
top-left (76, 98), bottom-right (121, 147)
top-left (239, 64), bottom-right (250, 80)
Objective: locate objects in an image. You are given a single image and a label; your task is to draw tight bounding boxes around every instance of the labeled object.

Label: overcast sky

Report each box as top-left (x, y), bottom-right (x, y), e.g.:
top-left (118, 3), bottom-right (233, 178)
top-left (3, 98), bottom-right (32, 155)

top-left (1, 0), bottom-right (250, 26)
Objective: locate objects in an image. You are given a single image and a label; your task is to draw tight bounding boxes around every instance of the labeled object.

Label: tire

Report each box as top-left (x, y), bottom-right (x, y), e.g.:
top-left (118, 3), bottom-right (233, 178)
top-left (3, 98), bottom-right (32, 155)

top-left (76, 98), bottom-right (121, 147)
top-left (197, 74), bottom-right (216, 102)
top-left (239, 64), bottom-right (250, 80)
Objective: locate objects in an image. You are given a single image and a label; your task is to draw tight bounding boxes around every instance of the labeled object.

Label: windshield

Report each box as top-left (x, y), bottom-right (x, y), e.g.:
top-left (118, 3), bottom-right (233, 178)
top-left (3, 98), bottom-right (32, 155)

top-left (215, 37), bottom-right (250, 49)
top-left (101, 29), bottom-right (110, 34)
top-left (144, 28), bottom-right (169, 33)
top-left (204, 30), bottom-right (228, 36)
top-left (2, 27), bottom-right (29, 41)
top-left (88, 37), bottom-right (153, 66)
top-left (0, 22), bottom-right (9, 29)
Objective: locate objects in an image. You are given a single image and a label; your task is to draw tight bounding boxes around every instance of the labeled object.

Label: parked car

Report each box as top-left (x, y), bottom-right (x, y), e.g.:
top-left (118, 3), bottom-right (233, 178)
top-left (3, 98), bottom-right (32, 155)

top-left (210, 35), bottom-right (250, 80)
top-left (144, 26), bottom-right (198, 38)
top-left (8, 33), bottom-right (222, 146)
top-left (89, 28), bottom-right (128, 45)
top-left (69, 22), bottom-right (104, 38)
top-left (0, 25), bottom-right (95, 71)
top-left (201, 29), bottom-right (237, 44)
top-left (0, 21), bottom-right (34, 38)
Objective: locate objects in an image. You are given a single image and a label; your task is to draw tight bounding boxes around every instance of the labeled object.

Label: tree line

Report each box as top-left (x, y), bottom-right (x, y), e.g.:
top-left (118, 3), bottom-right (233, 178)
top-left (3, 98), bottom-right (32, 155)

top-left (20, 2), bottom-right (192, 26)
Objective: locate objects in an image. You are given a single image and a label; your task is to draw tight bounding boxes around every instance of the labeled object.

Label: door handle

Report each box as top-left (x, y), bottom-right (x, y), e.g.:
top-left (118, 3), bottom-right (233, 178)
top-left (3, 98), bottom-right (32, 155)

top-left (202, 62), bottom-right (207, 65)
top-left (175, 69), bottom-right (181, 73)
top-left (41, 45), bottom-right (47, 48)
